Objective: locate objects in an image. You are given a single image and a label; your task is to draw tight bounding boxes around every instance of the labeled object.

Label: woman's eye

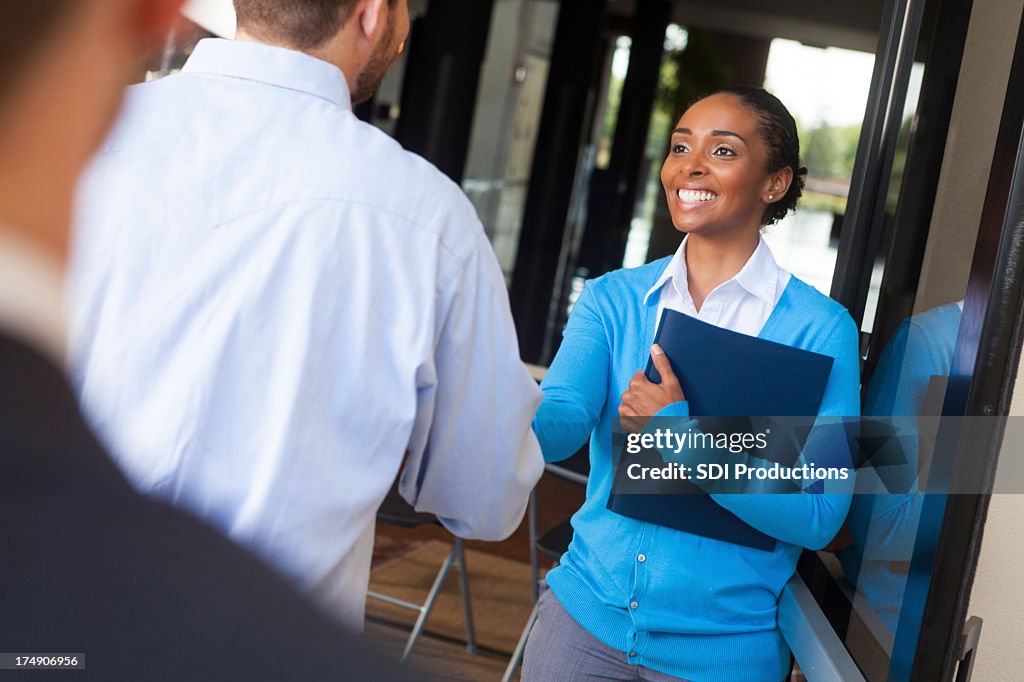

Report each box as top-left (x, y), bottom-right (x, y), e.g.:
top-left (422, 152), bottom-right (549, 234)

top-left (712, 146), bottom-right (736, 157)
top-left (671, 143), bottom-right (688, 154)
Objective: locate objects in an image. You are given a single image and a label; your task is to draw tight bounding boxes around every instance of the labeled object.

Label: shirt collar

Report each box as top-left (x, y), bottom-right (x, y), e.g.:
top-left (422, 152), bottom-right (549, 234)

top-left (0, 225), bottom-right (67, 366)
top-left (643, 235), bottom-right (782, 306)
top-left (181, 38), bottom-right (353, 111)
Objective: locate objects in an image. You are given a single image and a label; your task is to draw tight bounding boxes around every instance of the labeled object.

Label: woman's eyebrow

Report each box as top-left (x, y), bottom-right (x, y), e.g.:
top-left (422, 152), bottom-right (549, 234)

top-left (672, 127), bottom-right (748, 145)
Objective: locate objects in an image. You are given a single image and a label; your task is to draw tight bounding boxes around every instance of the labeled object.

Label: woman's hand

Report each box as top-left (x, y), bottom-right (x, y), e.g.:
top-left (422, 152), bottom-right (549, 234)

top-left (618, 344), bottom-right (686, 433)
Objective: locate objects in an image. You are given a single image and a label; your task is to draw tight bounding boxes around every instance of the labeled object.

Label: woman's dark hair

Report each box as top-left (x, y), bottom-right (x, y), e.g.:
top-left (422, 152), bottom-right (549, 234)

top-left (691, 85), bottom-right (807, 226)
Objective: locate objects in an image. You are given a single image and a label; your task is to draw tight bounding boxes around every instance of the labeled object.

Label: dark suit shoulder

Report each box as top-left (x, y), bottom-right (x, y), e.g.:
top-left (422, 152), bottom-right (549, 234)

top-left (0, 334), bottom-right (414, 681)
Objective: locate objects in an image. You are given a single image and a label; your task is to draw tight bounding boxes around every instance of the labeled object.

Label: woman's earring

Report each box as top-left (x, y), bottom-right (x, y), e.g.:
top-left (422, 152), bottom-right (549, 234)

top-left (768, 194), bottom-right (774, 201)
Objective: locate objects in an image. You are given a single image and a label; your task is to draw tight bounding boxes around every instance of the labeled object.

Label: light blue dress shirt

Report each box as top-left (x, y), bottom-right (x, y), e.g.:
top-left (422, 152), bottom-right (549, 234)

top-left (68, 39), bottom-right (544, 626)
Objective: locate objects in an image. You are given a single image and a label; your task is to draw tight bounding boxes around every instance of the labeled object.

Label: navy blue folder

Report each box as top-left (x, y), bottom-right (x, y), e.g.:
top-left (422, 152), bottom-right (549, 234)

top-left (606, 308), bottom-right (835, 551)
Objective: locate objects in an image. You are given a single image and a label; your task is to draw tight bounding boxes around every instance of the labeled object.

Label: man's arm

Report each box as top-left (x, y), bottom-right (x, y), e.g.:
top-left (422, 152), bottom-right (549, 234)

top-left (399, 204), bottom-right (543, 542)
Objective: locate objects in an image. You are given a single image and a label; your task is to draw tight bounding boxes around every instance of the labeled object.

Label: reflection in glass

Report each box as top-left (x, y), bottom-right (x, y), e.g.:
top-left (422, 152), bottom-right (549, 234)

top-left (838, 302), bottom-right (962, 664)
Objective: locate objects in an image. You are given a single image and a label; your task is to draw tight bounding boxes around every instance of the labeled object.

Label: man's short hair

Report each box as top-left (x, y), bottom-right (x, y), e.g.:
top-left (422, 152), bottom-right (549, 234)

top-left (0, 2), bottom-right (77, 104)
top-left (234, 0), bottom-right (393, 50)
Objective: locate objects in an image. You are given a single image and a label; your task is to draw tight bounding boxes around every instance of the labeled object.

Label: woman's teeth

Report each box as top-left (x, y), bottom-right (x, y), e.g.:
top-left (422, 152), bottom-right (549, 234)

top-left (677, 189), bottom-right (717, 203)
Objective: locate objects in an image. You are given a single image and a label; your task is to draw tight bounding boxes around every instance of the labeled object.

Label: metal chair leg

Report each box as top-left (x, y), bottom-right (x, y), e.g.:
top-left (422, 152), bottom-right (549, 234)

top-left (454, 538), bottom-right (477, 654)
top-left (400, 543), bottom-right (458, 662)
top-left (528, 491), bottom-right (539, 604)
top-left (501, 601), bottom-right (539, 682)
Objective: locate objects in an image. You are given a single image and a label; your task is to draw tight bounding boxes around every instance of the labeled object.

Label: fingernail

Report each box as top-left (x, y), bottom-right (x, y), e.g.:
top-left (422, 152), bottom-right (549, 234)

top-left (651, 344), bottom-right (663, 355)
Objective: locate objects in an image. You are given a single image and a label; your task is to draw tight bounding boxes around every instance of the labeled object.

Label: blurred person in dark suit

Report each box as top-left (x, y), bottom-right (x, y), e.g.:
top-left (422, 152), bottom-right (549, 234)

top-left (0, 2), bottom-right (412, 678)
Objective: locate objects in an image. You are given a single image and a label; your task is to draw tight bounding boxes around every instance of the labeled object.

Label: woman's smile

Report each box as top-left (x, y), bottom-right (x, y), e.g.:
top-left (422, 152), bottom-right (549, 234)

top-left (674, 186), bottom-right (720, 210)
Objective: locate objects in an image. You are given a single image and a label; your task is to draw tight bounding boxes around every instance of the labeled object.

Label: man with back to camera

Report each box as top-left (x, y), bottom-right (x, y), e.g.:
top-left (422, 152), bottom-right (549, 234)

top-left (68, 0), bottom-right (545, 626)
top-left (0, 1), bottom-right (419, 678)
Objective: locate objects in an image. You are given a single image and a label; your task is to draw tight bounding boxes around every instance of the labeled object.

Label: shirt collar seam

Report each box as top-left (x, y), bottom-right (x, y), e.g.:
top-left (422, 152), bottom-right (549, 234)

top-left (181, 71), bottom-right (350, 109)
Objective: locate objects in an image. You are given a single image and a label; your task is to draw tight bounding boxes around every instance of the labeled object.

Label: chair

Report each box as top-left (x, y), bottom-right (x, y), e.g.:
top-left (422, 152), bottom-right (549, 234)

top-left (502, 450), bottom-right (590, 681)
top-left (367, 484), bottom-right (477, 661)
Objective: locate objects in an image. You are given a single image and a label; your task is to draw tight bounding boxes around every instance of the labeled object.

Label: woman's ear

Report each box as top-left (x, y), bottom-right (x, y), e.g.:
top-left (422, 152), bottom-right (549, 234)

top-left (765, 166), bottom-right (794, 203)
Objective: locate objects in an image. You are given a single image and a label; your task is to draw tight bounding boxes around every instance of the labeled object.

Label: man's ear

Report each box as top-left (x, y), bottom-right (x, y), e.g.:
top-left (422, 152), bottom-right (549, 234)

top-left (130, 0), bottom-right (188, 43)
top-left (357, 0), bottom-right (389, 40)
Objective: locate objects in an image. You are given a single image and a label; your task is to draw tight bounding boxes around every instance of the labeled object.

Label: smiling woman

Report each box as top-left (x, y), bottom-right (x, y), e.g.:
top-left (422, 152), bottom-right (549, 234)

top-left (662, 87), bottom-right (805, 234)
top-left (654, 87), bottom-right (808, 311)
top-left (523, 86), bottom-right (860, 682)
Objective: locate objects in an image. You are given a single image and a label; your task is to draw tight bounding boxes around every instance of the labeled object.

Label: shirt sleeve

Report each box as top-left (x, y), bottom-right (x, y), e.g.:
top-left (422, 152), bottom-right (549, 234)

top-left (532, 280), bottom-right (611, 462)
top-left (398, 205), bottom-right (544, 542)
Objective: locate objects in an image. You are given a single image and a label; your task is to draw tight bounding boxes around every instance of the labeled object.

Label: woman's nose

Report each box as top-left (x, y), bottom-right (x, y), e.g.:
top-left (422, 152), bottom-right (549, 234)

top-left (681, 157), bottom-right (707, 177)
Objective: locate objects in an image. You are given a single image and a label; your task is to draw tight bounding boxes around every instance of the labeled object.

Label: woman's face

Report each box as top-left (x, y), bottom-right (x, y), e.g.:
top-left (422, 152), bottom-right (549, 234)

top-left (660, 93), bottom-right (786, 237)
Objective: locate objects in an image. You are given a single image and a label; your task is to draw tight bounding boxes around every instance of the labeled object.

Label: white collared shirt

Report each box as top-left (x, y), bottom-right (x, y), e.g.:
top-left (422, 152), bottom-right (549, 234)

top-left (644, 236), bottom-right (792, 336)
top-left (68, 39), bottom-right (543, 626)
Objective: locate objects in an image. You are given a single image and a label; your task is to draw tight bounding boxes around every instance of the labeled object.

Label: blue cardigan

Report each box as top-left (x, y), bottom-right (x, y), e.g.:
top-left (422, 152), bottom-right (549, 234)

top-left (535, 256), bottom-right (861, 682)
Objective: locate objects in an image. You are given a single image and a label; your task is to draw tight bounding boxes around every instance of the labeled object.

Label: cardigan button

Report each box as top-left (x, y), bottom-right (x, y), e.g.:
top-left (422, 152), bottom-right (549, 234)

top-left (629, 651), bottom-right (637, 658)
top-left (637, 554), bottom-right (646, 563)
top-left (630, 601), bottom-right (639, 609)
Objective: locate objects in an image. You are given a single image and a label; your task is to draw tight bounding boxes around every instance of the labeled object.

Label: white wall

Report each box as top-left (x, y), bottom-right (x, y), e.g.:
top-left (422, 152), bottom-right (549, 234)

top-left (968, 374), bottom-right (1024, 680)
top-left (968, 496), bottom-right (1024, 680)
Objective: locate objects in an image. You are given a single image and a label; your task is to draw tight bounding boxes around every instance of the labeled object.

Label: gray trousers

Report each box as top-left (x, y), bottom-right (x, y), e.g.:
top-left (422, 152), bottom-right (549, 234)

top-left (521, 585), bottom-right (689, 681)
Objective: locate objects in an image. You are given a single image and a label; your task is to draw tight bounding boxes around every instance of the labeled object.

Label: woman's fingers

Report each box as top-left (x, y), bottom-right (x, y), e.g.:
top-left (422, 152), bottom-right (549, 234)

top-left (649, 345), bottom-right (674, 383)
top-left (622, 353), bottom-right (684, 419)
top-left (650, 344), bottom-right (685, 400)
top-left (623, 383), bottom-right (658, 412)
top-left (622, 418), bottom-right (645, 434)
top-left (628, 370), bottom-right (646, 391)
top-left (618, 402), bottom-right (643, 433)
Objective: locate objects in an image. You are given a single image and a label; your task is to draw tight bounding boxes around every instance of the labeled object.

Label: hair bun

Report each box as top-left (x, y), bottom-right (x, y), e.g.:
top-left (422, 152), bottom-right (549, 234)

top-left (797, 166), bottom-right (808, 176)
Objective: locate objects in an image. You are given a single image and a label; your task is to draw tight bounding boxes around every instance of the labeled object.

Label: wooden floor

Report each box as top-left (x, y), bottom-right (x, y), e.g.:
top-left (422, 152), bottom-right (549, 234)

top-left (373, 469), bottom-right (586, 568)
